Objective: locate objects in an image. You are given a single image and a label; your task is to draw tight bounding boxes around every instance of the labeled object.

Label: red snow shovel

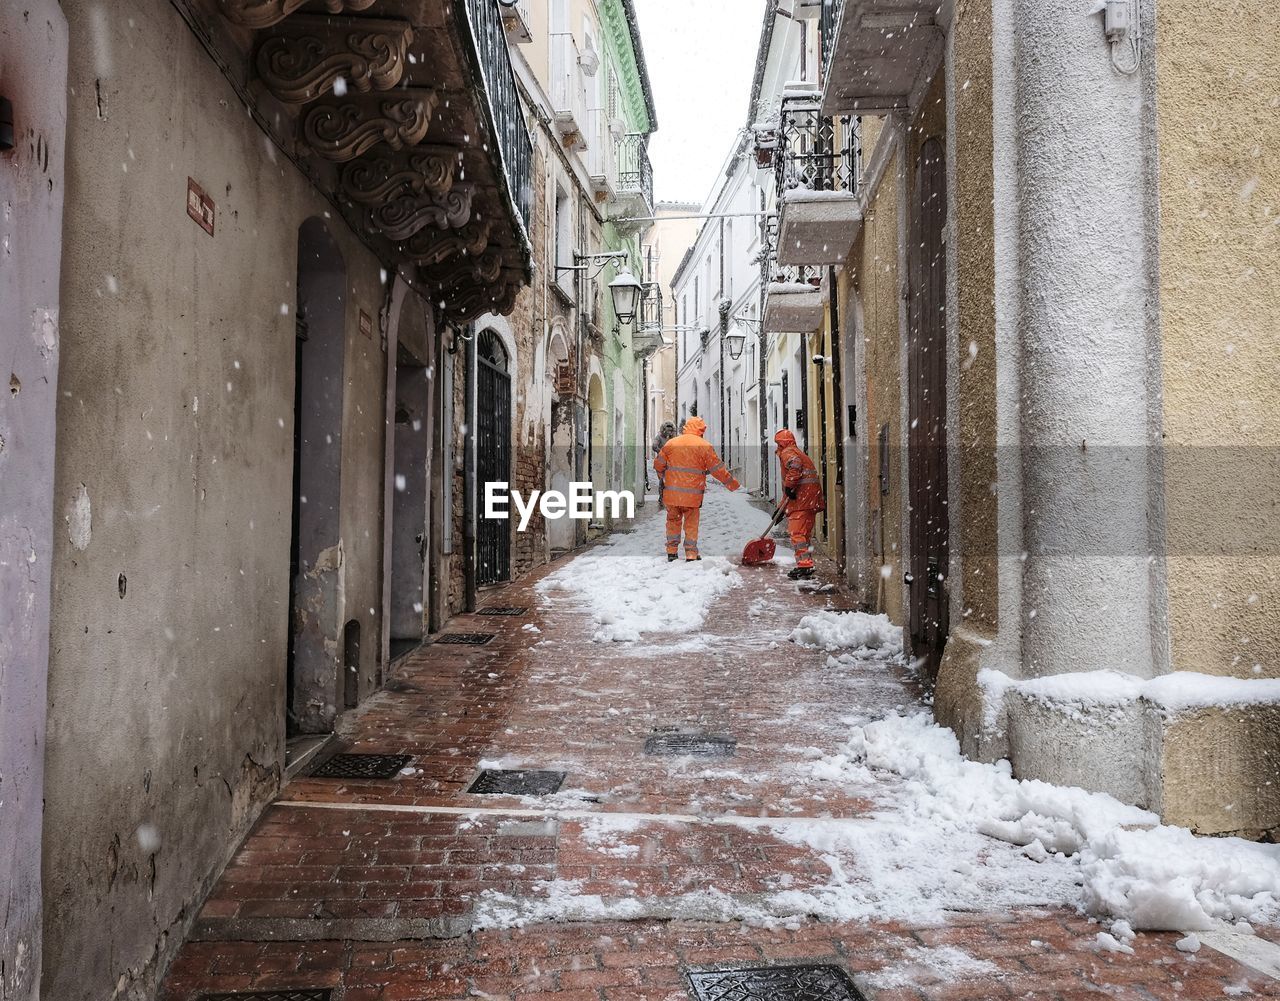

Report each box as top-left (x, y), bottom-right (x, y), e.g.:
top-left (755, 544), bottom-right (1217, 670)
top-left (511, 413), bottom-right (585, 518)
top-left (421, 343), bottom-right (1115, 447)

top-left (742, 502), bottom-right (788, 566)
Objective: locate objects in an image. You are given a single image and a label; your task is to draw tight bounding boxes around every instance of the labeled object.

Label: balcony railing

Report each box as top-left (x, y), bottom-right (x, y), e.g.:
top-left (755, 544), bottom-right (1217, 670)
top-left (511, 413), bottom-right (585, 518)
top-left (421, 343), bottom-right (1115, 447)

top-left (550, 32), bottom-right (590, 143)
top-left (775, 96), bottom-right (861, 197)
top-left (463, 0), bottom-right (533, 229)
top-left (616, 133), bottom-right (654, 210)
top-left (820, 0), bottom-right (845, 83)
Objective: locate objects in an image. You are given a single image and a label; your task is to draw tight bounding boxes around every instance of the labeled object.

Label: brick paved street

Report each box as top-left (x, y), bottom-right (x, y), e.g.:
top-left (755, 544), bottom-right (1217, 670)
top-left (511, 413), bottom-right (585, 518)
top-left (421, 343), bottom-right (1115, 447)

top-left (159, 501), bottom-right (1280, 1001)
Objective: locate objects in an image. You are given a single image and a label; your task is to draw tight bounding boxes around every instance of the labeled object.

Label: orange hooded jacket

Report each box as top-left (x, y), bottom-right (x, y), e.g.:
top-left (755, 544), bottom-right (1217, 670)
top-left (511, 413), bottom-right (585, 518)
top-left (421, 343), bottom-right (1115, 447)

top-left (775, 429), bottom-right (825, 512)
top-left (653, 417), bottom-right (740, 508)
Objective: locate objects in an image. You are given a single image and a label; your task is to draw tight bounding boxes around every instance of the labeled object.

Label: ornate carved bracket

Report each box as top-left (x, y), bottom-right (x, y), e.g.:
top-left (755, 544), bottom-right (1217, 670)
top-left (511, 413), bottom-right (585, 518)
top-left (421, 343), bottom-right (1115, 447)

top-left (340, 146), bottom-right (460, 204)
top-left (399, 217), bottom-right (491, 266)
top-left (441, 275), bottom-right (523, 323)
top-left (219, 0), bottom-right (378, 30)
top-left (302, 90), bottom-right (438, 163)
top-left (256, 17), bottom-right (412, 105)
top-left (421, 247), bottom-right (507, 290)
top-left (365, 184), bottom-right (473, 241)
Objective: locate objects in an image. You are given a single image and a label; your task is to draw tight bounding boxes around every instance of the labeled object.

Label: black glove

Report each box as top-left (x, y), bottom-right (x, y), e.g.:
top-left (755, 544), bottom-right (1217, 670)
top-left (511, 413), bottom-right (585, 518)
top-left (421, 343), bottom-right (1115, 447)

top-left (783, 486), bottom-right (798, 500)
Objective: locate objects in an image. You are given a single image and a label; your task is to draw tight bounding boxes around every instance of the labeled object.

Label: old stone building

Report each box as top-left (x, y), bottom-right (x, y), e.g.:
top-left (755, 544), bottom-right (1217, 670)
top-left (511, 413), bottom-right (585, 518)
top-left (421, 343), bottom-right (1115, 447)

top-left (757, 0), bottom-right (1280, 835)
top-left (2, 0), bottom-right (533, 996)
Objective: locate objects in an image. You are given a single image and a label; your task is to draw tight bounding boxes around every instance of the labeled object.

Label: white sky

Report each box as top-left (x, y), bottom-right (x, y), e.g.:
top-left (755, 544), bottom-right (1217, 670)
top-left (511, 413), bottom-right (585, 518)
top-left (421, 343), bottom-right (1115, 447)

top-left (632, 0), bottom-right (768, 205)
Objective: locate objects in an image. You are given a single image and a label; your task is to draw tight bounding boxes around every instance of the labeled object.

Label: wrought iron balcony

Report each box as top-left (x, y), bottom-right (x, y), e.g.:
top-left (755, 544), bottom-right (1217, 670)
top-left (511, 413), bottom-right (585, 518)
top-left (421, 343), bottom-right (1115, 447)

top-left (611, 133), bottom-right (654, 230)
top-left (773, 95), bottom-right (862, 266)
top-left (818, 0), bottom-right (943, 115)
top-left (465, 0), bottom-right (534, 232)
top-left (820, 0), bottom-right (845, 83)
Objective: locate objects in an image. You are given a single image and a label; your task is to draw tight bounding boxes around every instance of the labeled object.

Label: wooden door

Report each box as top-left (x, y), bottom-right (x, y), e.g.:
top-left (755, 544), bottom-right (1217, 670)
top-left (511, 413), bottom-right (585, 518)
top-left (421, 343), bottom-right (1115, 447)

top-left (907, 137), bottom-right (949, 676)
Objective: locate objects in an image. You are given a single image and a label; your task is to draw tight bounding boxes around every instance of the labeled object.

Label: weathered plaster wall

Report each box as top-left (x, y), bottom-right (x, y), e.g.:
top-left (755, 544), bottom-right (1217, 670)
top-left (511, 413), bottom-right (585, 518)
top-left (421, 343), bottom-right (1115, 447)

top-left (1154, 0), bottom-right (1280, 682)
top-left (44, 1), bottom-right (388, 997)
top-left (0, 6), bottom-right (68, 999)
top-left (858, 133), bottom-right (904, 623)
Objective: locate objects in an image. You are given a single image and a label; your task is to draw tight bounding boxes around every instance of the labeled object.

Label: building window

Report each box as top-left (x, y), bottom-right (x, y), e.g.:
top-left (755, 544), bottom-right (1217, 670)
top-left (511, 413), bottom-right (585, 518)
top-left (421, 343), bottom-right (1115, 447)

top-left (554, 186), bottom-right (573, 299)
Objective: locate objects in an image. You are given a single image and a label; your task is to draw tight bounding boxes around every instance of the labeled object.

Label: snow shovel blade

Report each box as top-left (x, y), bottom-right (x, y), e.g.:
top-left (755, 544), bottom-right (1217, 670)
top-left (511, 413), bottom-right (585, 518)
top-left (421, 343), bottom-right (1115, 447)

top-left (741, 537), bottom-right (776, 565)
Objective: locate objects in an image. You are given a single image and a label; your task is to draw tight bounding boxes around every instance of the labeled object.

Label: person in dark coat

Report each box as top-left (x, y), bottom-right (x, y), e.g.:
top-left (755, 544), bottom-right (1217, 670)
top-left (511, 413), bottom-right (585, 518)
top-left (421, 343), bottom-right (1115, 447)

top-left (651, 420), bottom-right (677, 508)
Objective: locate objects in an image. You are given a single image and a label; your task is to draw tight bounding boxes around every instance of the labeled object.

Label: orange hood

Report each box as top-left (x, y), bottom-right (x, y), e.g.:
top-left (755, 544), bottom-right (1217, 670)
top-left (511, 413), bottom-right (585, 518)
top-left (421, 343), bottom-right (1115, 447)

top-left (683, 417), bottom-right (707, 437)
top-left (774, 428), bottom-right (796, 449)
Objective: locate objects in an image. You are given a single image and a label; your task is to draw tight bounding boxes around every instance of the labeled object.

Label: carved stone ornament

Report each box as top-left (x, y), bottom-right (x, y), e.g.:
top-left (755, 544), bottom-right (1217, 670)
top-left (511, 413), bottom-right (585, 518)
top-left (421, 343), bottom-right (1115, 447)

top-left (301, 90), bottom-right (437, 163)
top-left (340, 146), bottom-right (459, 204)
top-left (443, 277), bottom-right (522, 322)
top-left (400, 217), bottom-right (492, 266)
top-left (423, 247), bottom-right (506, 290)
top-left (256, 17), bottom-right (412, 104)
top-left (366, 184), bottom-right (473, 241)
top-left (220, 0), bottom-right (378, 30)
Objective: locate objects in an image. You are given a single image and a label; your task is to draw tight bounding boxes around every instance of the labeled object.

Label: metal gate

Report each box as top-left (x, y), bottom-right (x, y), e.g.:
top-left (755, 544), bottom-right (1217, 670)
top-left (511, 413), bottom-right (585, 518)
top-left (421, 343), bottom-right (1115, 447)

top-left (907, 137), bottom-right (949, 677)
top-left (476, 329), bottom-right (511, 586)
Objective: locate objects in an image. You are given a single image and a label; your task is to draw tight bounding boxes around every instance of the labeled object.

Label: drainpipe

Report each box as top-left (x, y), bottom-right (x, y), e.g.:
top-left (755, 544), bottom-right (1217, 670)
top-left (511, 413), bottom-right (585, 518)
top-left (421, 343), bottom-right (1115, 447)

top-left (463, 324), bottom-right (477, 612)
top-left (718, 218), bottom-right (727, 459)
top-left (758, 187), bottom-right (770, 494)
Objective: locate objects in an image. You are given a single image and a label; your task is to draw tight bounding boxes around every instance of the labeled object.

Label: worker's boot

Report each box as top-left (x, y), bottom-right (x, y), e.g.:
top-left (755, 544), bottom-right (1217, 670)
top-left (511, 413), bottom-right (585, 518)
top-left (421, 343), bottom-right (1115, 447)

top-left (788, 565), bottom-right (815, 581)
top-left (667, 554), bottom-right (678, 563)
top-left (686, 556), bottom-right (701, 562)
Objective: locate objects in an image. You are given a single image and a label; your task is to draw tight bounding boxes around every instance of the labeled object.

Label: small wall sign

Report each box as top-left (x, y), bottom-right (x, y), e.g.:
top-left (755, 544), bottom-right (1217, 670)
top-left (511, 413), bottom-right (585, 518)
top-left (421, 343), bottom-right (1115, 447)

top-left (359, 310), bottom-right (373, 339)
top-left (186, 178), bottom-right (215, 236)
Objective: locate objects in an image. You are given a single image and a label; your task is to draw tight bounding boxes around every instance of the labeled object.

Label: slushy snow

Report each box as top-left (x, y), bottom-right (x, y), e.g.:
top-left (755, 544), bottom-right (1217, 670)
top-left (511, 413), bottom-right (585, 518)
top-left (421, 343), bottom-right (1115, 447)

top-left (537, 487), bottom-right (771, 642)
top-left (791, 609), bottom-right (903, 657)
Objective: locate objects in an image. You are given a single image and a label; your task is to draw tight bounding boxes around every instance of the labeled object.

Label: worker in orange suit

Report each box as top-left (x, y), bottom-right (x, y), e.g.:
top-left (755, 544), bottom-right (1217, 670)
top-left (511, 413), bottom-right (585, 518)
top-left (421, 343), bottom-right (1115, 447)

top-left (774, 429), bottom-right (825, 580)
top-left (653, 416), bottom-right (740, 562)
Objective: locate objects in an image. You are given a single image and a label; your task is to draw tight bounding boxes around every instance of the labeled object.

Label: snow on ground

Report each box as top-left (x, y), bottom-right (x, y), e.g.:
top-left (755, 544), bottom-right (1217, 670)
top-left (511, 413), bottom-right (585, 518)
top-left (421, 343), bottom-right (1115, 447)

top-left (536, 486), bottom-right (773, 643)
top-left (809, 712), bottom-right (1280, 931)
top-left (791, 609), bottom-right (903, 659)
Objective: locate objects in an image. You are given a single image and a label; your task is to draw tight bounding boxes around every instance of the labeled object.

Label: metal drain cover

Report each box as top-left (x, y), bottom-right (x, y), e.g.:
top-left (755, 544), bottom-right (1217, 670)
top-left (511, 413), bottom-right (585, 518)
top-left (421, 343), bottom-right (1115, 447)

top-left (436, 632), bottom-right (495, 645)
top-left (310, 753), bottom-right (412, 780)
top-left (645, 733), bottom-right (736, 757)
top-left (468, 768), bottom-right (566, 796)
top-left (478, 606), bottom-right (528, 616)
top-left (686, 964), bottom-right (864, 1001)
top-left (197, 992), bottom-right (332, 1001)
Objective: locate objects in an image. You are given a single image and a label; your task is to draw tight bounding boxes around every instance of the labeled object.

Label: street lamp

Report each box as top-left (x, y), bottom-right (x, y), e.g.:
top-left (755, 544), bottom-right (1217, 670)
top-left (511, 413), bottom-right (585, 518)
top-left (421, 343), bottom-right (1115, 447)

top-left (725, 324), bottom-right (748, 360)
top-left (608, 267), bottom-right (643, 326)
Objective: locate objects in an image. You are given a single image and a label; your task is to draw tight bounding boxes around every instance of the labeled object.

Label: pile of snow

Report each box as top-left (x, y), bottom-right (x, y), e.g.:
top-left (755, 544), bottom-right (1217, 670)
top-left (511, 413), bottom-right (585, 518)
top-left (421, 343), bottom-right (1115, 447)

top-left (790, 610), bottom-right (902, 658)
top-left (537, 487), bottom-right (772, 643)
top-left (827, 712), bottom-right (1280, 931)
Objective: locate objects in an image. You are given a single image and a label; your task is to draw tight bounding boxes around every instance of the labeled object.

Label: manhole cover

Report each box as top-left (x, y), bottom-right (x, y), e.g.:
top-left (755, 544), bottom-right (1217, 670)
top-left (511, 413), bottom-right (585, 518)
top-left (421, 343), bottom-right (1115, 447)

top-left (686, 964), bottom-right (864, 1001)
top-left (436, 633), bottom-right (495, 645)
top-left (310, 753), bottom-right (412, 780)
top-left (644, 733), bottom-right (736, 757)
top-left (197, 992), bottom-right (332, 1001)
top-left (478, 606), bottom-right (529, 616)
top-left (467, 768), bottom-right (566, 796)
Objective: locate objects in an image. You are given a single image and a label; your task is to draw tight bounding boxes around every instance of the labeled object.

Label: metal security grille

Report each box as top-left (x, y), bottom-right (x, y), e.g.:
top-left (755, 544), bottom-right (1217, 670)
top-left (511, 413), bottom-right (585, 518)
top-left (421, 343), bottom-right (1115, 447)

top-left (198, 993), bottom-right (332, 1001)
top-left (644, 733), bottom-right (737, 757)
top-left (468, 769), bottom-right (567, 796)
top-left (476, 330), bottom-right (511, 586)
top-left (686, 964), bottom-right (864, 1001)
top-left (478, 606), bottom-right (529, 616)
top-left (310, 754), bottom-right (411, 780)
top-left (435, 632), bottom-right (495, 646)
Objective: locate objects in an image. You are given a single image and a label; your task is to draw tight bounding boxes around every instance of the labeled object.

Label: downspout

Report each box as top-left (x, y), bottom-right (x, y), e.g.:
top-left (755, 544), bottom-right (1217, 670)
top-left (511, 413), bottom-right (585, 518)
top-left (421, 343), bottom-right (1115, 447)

top-left (463, 324), bottom-right (477, 612)
top-left (758, 187), bottom-right (770, 494)
top-left (718, 217), bottom-right (727, 458)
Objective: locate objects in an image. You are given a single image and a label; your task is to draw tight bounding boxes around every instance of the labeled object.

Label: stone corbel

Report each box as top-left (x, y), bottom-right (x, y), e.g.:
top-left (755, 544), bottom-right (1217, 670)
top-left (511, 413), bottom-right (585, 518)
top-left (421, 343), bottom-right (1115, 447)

top-left (365, 184), bottom-right (473, 241)
top-left (421, 247), bottom-right (507, 290)
top-left (398, 216), bottom-right (491, 266)
top-left (340, 146), bottom-right (460, 204)
top-left (220, 0), bottom-right (378, 30)
top-left (301, 90), bottom-right (437, 163)
top-left (256, 17), bottom-right (413, 104)
top-left (442, 276), bottom-right (523, 323)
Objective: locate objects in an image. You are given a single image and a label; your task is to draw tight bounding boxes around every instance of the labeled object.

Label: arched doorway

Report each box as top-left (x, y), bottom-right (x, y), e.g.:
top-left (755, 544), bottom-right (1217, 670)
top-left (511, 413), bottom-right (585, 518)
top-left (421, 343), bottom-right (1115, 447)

top-left (389, 291), bottom-right (434, 659)
top-left (546, 325), bottom-right (575, 556)
top-left (476, 329), bottom-right (511, 585)
top-left (289, 218), bottom-right (347, 735)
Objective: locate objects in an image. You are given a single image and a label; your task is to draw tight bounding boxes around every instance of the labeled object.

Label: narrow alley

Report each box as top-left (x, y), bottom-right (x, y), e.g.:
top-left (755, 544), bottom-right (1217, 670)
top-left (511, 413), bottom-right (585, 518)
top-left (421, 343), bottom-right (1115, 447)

top-left (159, 492), bottom-right (1279, 1000)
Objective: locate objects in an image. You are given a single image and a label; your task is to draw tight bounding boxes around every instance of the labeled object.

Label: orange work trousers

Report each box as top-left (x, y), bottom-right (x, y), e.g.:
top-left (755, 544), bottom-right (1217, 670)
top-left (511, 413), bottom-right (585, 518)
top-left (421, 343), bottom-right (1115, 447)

top-left (788, 510), bottom-right (817, 568)
top-left (665, 505), bottom-right (702, 559)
